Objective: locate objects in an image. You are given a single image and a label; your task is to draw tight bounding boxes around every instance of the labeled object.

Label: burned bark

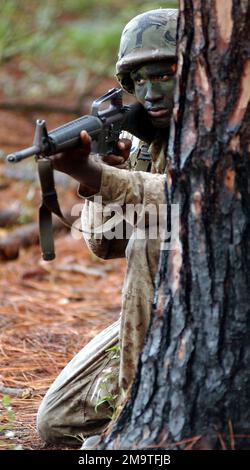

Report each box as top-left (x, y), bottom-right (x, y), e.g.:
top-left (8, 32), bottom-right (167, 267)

top-left (102, 0), bottom-right (250, 450)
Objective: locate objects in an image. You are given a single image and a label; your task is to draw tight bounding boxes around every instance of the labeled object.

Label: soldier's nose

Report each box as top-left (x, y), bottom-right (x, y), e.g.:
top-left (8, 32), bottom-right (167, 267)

top-left (144, 83), bottom-right (162, 103)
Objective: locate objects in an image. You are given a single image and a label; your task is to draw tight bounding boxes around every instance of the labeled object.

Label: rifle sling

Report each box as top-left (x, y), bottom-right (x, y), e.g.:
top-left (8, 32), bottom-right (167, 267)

top-left (38, 158), bottom-right (73, 261)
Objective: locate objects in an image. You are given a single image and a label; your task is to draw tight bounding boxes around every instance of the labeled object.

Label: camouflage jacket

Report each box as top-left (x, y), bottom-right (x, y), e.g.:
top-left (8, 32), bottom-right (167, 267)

top-left (79, 138), bottom-right (166, 391)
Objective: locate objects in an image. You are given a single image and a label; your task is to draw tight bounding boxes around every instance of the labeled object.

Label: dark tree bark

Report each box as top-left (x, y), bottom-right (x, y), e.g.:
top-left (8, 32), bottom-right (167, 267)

top-left (101, 0), bottom-right (250, 450)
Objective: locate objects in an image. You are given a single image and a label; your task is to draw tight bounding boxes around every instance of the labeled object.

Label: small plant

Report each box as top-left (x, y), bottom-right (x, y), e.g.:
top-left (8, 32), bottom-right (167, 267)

top-left (0, 395), bottom-right (22, 450)
top-left (94, 344), bottom-right (120, 419)
top-left (105, 344), bottom-right (120, 361)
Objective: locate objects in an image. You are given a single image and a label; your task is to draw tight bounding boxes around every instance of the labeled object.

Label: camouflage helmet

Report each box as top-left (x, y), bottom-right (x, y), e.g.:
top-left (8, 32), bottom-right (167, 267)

top-left (116, 9), bottom-right (178, 94)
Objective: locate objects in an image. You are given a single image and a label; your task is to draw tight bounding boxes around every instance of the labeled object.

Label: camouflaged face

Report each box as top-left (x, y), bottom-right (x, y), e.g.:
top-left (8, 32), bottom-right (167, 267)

top-left (116, 9), bottom-right (178, 93)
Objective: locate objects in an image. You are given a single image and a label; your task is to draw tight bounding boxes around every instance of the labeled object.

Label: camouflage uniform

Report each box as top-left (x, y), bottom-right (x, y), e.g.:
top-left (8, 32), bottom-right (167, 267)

top-left (37, 8), bottom-right (177, 445)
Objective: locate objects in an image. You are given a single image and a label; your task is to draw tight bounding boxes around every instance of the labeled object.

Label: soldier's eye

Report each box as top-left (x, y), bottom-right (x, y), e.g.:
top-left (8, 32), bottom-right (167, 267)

top-left (135, 77), bottom-right (145, 86)
top-left (160, 75), bottom-right (170, 81)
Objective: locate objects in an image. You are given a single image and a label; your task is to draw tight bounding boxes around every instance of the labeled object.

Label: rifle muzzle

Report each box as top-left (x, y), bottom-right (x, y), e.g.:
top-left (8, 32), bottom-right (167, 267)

top-left (7, 145), bottom-right (41, 163)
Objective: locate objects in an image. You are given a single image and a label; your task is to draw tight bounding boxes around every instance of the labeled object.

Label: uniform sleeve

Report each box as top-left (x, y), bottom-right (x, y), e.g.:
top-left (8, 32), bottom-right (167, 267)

top-left (81, 199), bottom-right (128, 260)
top-left (78, 165), bottom-right (166, 259)
top-left (99, 165), bottom-right (166, 208)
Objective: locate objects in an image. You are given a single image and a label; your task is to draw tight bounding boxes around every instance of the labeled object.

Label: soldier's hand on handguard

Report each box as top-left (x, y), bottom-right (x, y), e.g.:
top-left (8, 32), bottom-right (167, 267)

top-left (102, 138), bottom-right (132, 169)
top-left (51, 132), bottom-right (131, 195)
top-left (51, 131), bottom-right (102, 194)
top-left (51, 130), bottom-right (92, 179)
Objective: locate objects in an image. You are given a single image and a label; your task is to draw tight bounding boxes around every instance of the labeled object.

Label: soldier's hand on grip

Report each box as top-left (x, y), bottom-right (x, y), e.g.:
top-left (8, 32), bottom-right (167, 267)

top-left (102, 138), bottom-right (132, 169)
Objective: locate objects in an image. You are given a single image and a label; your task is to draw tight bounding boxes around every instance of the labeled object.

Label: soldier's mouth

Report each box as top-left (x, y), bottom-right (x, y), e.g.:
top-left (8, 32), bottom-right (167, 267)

top-left (147, 108), bottom-right (168, 118)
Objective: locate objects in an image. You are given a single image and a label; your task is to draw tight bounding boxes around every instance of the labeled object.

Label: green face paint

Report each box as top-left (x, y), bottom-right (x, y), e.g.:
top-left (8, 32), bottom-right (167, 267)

top-left (131, 62), bottom-right (175, 129)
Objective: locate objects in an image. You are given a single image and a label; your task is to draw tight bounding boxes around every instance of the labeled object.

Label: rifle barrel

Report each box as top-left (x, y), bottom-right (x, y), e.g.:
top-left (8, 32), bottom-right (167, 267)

top-left (7, 145), bottom-right (40, 163)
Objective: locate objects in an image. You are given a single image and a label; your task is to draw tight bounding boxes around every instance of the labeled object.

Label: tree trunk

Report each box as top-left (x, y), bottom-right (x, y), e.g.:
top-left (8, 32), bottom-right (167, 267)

top-left (102, 0), bottom-right (250, 450)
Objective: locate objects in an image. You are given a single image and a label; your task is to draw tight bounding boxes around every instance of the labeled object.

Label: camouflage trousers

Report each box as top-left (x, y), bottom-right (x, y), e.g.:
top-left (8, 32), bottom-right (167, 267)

top-left (37, 320), bottom-right (120, 445)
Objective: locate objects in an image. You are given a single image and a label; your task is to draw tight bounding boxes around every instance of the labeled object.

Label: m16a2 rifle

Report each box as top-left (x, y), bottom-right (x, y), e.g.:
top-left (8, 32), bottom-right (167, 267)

top-left (6, 88), bottom-right (131, 261)
top-left (7, 88), bottom-right (130, 163)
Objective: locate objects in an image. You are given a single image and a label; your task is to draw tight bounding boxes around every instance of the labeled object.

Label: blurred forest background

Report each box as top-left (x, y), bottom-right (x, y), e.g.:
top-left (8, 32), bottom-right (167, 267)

top-left (0, 0), bottom-right (177, 450)
top-left (0, 0), bottom-right (177, 101)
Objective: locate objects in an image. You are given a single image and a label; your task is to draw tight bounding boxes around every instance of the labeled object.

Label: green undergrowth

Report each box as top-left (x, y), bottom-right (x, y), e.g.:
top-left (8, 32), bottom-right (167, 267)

top-left (0, 0), bottom-right (177, 98)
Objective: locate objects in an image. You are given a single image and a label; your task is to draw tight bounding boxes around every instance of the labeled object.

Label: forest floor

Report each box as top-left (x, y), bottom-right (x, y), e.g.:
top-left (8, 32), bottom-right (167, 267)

top-left (0, 83), bottom-right (126, 450)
